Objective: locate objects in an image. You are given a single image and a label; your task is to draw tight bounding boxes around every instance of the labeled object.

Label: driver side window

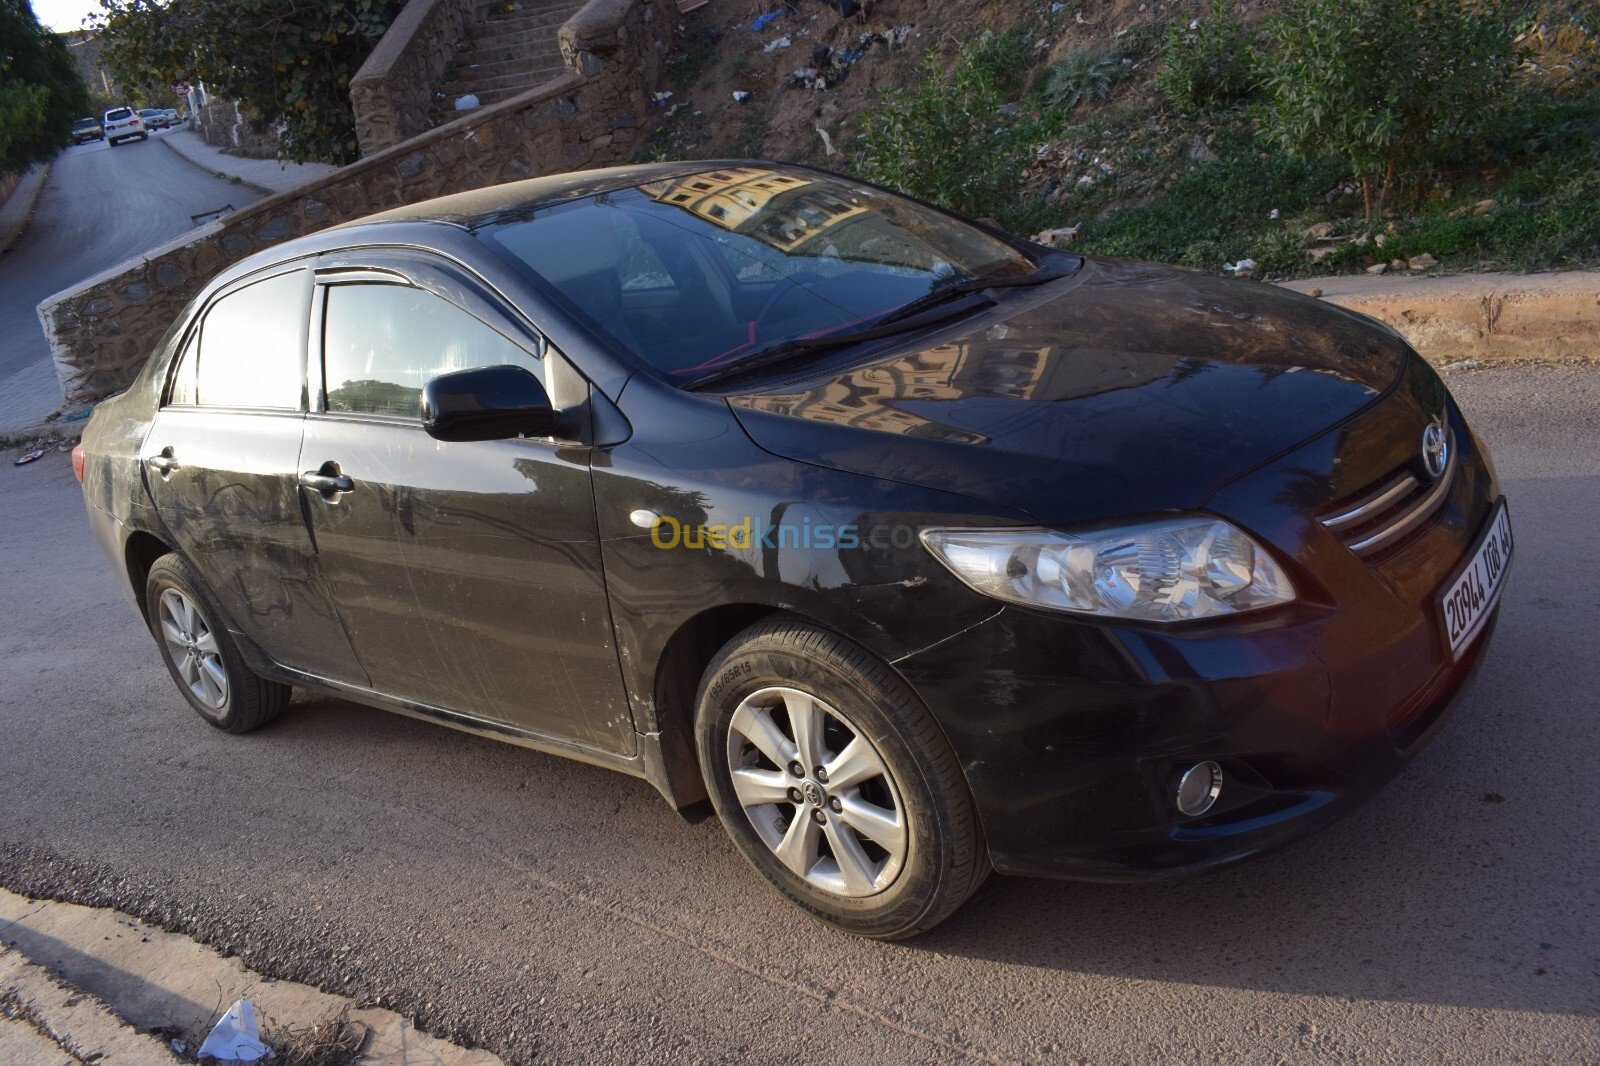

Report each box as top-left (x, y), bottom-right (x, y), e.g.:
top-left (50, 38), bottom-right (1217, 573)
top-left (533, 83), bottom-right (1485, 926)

top-left (320, 283), bottom-right (541, 418)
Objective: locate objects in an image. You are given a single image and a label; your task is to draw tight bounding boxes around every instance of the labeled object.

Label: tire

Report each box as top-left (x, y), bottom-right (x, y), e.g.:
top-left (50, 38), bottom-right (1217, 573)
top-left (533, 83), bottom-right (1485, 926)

top-left (145, 553), bottom-right (290, 734)
top-left (108, 137), bottom-right (118, 147)
top-left (695, 618), bottom-right (989, 939)
top-left (138, 132), bottom-right (148, 141)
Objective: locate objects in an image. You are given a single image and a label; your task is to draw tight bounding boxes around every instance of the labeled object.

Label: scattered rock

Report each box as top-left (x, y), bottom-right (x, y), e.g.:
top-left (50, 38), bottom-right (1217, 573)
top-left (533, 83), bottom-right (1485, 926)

top-left (1390, 258), bottom-right (1408, 271)
top-left (1185, 138), bottom-right (1219, 164)
top-left (1374, 232), bottom-right (1387, 248)
top-left (1308, 287), bottom-right (1323, 298)
top-left (1032, 224), bottom-right (1081, 247)
top-left (1308, 246), bottom-right (1338, 262)
top-left (1473, 198), bottom-right (1498, 215)
top-left (1366, 262), bottom-right (1389, 275)
top-left (1301, 222), bottom-right (1336, 240)
top-left (1408, 253), bottom-right (1440, 269)
top-left (731, 90), bottom-right (752, 102)
top-left (1353, 233), bottom-right (1370, 247)
top-left (454, 94), bottom-right (480, 110)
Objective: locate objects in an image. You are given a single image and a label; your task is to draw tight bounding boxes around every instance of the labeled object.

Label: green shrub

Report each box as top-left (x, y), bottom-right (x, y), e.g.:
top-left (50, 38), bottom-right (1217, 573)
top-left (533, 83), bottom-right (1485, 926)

top-left (961, 29), bottom-right (1034, 99)
top-left (851, 41), bottom-right (1030, 217)
top-left (1041, 50), bottom-right (1126, 111)
top-left (1158, 0), bottom-right (1258, 110)
top-left (1256, 0), bottom-right (1525, 216)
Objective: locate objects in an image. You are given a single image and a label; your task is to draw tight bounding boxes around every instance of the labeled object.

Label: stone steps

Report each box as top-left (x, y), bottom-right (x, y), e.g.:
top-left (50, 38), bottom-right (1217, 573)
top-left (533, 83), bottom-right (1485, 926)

top-left (427, 0), bottom-right (583, 125)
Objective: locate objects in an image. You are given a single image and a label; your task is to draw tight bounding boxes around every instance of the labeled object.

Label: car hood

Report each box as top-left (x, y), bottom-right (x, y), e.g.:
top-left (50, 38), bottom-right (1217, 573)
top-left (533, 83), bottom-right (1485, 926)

top-left (725, 257), bottom-right (1410, 524)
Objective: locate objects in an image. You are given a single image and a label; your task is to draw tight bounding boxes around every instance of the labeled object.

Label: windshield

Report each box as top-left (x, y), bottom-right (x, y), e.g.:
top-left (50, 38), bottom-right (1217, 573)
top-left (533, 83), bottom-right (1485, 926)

top-left (105, 108), bottom-right (132, 120)
top-left (475, 167), bottom-right (1036, 383)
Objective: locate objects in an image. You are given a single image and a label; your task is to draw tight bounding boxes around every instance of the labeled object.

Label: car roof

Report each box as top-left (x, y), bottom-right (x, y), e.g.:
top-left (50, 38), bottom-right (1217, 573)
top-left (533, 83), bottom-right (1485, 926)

top-left (332, 160), bottom-right (809, 232)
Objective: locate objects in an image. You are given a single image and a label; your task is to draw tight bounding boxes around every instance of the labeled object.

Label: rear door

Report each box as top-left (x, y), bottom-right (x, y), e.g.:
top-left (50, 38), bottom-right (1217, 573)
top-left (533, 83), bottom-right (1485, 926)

top-left (296, 260), bottom-right (632, 754)
top-left (141, 266), bottom-right (367, 683)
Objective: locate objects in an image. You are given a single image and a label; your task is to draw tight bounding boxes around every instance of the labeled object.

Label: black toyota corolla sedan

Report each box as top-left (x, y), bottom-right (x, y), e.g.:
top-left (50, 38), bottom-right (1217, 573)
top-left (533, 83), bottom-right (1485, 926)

top-left (76, 162), bottom-right (1512, 938)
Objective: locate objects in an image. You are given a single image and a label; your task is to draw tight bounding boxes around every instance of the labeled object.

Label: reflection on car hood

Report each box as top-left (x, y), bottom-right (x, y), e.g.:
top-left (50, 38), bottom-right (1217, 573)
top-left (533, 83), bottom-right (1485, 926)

top-left (726, 258), bottom-right (1410, 524)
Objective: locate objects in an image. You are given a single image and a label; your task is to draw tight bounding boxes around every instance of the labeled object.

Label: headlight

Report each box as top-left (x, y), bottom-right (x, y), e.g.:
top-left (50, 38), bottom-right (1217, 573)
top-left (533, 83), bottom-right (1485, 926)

top-left (920, 516), bottom-right (1295, 622)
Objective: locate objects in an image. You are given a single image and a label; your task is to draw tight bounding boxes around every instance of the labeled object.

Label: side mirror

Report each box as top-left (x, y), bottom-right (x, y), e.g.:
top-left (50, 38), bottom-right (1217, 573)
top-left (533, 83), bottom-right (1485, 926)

top-left (421, 365), bottom-right (558, 442)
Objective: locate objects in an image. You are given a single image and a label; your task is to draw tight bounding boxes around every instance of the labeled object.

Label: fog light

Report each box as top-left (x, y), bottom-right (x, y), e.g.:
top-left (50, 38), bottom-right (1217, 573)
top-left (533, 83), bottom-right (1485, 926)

top-left (1176, 761), bottom-right (1223, 817)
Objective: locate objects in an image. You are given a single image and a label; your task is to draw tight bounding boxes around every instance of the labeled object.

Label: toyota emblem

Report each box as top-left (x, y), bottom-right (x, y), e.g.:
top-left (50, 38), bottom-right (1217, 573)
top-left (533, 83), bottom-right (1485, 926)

top-left (1421, 419), bottom-right (1449, 480)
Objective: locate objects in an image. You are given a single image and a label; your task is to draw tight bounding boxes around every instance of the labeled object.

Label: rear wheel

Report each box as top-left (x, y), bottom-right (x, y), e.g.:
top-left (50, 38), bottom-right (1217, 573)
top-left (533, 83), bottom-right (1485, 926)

top-left (695, 618), bottom-right (989, 939)
top-left (145, 553), bottom-right (290, 734)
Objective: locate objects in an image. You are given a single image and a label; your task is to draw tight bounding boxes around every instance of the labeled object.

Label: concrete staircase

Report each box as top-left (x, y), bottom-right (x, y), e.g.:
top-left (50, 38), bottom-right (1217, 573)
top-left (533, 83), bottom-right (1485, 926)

top-left (431, 0), bottom-right (586, 124)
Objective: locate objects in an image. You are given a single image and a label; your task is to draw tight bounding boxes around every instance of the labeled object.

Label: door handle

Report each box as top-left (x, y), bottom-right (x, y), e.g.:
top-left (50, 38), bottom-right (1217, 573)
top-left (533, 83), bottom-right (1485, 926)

top-left (299, 464), bottom-right (353, 495)
top-left (147, 448), bottom-right (178, 475)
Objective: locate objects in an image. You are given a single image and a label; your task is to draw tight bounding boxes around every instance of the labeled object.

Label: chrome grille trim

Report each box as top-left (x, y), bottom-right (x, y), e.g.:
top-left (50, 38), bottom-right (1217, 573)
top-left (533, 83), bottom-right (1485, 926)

top-left (1320, 473), bottom-right (1420, 532)
top-left (1320, 429), bottom-right (1457, 558)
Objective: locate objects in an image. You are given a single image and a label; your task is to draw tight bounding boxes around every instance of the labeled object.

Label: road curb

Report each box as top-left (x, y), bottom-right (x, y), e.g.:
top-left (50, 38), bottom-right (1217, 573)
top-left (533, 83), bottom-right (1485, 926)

top-left (1279, 271), bottom-right (1600, 365)
top-left (0, 889), bottom-right (503, 1066)
top-left (0, 163), bottom-right (50, 257)
top-left (155, 131), bottom-right (277, 197)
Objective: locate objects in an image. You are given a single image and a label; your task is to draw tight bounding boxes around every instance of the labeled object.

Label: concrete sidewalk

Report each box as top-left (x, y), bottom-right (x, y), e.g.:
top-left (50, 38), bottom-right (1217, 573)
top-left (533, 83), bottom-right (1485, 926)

top-left (0, 164), bottom-right (49, 257)
top-left (1279, 270), bottom-right (1600, 364)
top-left (0, 945), bottom-right (181, 1064)
top-left (0, 888), bottom-right (501, 1065)
top-left (156, 124), bottom-right (339, 196)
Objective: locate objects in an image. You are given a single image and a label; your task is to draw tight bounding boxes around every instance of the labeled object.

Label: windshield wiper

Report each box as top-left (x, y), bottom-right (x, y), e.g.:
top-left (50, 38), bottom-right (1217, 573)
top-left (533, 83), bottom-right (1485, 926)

top-left (688, 261), bottom-right (1075, 390)
top-left (871, 262), bottom-right (1075, 327)
top-left (689, 290), bottom-right (997, 389)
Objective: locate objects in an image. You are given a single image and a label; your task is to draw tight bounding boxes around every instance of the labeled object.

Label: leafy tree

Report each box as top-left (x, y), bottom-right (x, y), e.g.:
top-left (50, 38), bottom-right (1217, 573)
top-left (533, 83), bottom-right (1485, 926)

top-left (0, 0), bottom-right (90, 178)
top-left (1256, 0), bottom-right (1525, 217)
top-left (91, 0), bottom-right (402, 165)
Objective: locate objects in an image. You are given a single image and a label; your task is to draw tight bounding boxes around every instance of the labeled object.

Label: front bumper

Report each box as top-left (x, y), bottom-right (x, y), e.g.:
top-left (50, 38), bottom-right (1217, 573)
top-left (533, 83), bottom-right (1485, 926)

top-left (896, 381), bottom-right (1505, 880)
top-left (897, 598), bottom-right (1498, 880)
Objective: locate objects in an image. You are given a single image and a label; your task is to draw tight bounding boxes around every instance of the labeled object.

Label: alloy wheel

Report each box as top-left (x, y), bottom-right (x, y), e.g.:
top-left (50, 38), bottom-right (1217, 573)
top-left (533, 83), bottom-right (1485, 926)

top-left (725, 685), bottom-right (908, 897)
top-left (157, 588), bottom-right (228, 710)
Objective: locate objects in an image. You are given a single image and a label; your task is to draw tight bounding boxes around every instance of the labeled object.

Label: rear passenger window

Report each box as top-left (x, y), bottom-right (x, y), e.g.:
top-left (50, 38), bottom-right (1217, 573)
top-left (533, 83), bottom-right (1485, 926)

top-left (321, 283), bottom-right (540, 418)
top-left (196, 270), bottom-right (307, 409)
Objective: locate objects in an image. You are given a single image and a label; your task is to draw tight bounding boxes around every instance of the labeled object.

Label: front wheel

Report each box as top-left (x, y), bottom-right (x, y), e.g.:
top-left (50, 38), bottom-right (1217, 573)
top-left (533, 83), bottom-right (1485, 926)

top-left (695, 619), bottom-right (989, 939)
top-left (145, 553), bottom-right (290, 734)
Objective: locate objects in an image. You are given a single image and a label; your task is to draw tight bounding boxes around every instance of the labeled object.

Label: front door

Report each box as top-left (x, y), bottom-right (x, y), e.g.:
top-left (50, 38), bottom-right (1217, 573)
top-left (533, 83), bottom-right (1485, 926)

top-left (142, 266), bottom-right (367, 683)
top-left (297, 273), bottom-right (632, 754)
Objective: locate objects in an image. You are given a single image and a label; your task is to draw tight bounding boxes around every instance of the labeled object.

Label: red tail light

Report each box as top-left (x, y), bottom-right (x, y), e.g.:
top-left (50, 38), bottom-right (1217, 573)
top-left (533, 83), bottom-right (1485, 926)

top-left (71, 443), bottom-right (85, 483)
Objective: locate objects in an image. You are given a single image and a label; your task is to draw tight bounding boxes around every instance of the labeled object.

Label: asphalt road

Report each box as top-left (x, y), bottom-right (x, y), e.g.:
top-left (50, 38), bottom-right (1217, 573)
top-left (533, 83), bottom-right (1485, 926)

top-left (1, 366), bottom-right (1596, 1064)
top-left (0, 129), bottom-right (260, 379)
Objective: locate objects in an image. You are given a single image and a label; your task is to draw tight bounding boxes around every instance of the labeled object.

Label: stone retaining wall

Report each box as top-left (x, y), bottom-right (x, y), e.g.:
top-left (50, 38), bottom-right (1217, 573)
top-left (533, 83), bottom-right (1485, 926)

top-left (191, 97), bottom-right (279, 158)
top-left (40, 0), bottom-right (673, 403)
top-left (349, 0), bottom-right (482, 157)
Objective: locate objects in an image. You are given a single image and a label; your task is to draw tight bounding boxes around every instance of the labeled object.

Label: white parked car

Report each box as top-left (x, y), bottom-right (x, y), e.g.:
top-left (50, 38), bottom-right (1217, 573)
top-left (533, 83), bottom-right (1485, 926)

top-left (103, 107), bottom-right (147, 146)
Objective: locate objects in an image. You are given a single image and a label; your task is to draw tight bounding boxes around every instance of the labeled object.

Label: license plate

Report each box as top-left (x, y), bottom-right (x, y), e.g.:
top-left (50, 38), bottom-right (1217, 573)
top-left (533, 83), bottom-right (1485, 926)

top-left (1439, 499), bottom-right (1513, 660)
